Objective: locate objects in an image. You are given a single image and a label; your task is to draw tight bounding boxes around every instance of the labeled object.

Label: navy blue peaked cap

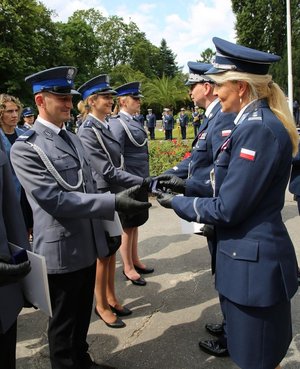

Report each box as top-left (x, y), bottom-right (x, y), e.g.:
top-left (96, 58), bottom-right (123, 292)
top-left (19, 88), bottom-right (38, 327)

top-left (77, 74), bottom-right (117, 100)
top-left (22, 107), bottom-right (34, 117)
top-left (115, 82), bottom-right (143, 97)
top-left (206, 37), bottom-right (281, 75)
top-left (25, 66), bottom-right (80, 95)
top-left (185, 62), bottom-right (214, 85)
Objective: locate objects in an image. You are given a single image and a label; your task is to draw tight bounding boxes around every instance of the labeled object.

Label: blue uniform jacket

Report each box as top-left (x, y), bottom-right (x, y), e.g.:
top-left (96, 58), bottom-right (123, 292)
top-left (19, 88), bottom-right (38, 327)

top-left (171, 99), bottom-right (299, 307)
top-left (163, 114), bottom-right (174, 130)
top-left (109, 112), bottom-right (149, 178)
top-left (0, 127), bottom-right (25, 199)
top-left (165, 101), bottom-right (235, 197)
top-left (146, 113), bottom-right (156, 128)
top-left (179, 113), bottom-right (189, 127)
top-left (78, 114), bottom-right (143, 193)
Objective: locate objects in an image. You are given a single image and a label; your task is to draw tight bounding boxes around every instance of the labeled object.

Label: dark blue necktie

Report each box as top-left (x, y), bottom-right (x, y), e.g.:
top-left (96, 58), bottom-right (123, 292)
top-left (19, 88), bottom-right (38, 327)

top-left (59, 130), bottom-right (75, 151)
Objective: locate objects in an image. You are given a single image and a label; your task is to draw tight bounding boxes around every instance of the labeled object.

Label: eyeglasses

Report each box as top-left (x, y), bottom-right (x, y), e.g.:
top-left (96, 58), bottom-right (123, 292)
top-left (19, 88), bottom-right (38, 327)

top-left (130, 96), bottom-right (141, 101)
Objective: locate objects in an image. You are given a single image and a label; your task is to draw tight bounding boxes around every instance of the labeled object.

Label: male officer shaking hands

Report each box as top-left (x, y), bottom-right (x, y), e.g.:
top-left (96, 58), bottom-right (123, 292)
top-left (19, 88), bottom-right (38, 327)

top-left (11, 66), bottom-right (151, 369)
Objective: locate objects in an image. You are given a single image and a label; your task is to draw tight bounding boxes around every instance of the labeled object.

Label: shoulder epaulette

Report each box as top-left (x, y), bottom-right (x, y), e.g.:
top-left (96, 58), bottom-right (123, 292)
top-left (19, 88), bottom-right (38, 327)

top-left (16, 130), bottom-right (36, 141)
top-left (83, 120), bottom-right (94, 128)
top-left (109, 114), bottom-right (120, 120)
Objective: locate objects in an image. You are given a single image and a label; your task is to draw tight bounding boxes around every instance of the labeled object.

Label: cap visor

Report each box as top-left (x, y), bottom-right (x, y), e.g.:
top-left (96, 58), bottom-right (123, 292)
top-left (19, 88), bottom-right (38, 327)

top-left (205, 67), bottom-right (226, 75)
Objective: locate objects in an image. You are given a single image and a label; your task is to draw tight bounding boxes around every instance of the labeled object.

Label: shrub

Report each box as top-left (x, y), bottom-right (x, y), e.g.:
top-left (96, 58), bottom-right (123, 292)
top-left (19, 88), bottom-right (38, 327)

top-left (149, 139), bottom-right (191, 175)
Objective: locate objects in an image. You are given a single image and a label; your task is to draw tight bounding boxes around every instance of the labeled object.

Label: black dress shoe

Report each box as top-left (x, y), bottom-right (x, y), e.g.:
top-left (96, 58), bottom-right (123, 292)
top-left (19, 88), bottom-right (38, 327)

top-left (109, 304), bottom-right (132, 316)
top-left (123, 271), bottom-right (147, 286)
top-left (94, 307), bottom-right (125, 328)
top-left (205, 323), bottom-right (224, 336)
top-left (199, 339), bottom-right (229, 357)
top-left (134, 265), bottom-right (154, 274)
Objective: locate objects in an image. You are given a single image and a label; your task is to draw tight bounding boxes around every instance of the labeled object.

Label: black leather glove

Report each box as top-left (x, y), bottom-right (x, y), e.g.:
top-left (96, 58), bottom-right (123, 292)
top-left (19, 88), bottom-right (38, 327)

top-left (142, 176), bottom-right (154, 192)
top-left (115, 185), bottom-right (152, 214)
top-left (156, 174), bottom-right (186, 194)
top-left (0, 255), bottom-right (31, 287)
top-left (156, 191), bottom-right (176, 209)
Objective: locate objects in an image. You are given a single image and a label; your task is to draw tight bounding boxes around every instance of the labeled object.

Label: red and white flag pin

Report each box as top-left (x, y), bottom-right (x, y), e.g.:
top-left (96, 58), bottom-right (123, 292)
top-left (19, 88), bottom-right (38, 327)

top-left (240, 148), bottom-right (256, 161)
top-left (221, 129), bottom-right (231, 137)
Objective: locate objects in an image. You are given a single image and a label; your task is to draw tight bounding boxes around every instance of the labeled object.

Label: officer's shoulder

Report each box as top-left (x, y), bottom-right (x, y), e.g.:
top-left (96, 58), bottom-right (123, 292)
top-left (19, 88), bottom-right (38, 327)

top-left (109, 114), bottom-right (120, 120)
top-left (16, 129), bottom-right (36, 142)
top-left (83, 120), bottom-right (94, 128)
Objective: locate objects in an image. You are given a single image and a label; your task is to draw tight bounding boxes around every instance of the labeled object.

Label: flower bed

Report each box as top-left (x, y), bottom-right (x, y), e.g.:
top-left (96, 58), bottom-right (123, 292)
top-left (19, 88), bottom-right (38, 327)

top-left (149, 139), bottom-right (191, 176)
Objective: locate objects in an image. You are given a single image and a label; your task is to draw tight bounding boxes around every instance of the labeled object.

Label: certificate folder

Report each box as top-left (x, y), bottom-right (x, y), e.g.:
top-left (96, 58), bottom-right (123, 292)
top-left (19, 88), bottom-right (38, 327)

top-left (9, 243), bottom-right (52, 317)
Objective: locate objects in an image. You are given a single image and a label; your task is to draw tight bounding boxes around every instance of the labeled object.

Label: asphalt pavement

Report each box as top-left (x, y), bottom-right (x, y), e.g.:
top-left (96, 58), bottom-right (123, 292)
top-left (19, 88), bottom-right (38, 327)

top-left (16, 192), bottom-right (300, 369)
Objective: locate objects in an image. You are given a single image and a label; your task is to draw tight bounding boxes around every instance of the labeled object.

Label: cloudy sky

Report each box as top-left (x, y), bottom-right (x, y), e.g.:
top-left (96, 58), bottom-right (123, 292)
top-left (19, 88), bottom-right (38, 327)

top-left (41, 0), bottom-right (236, 71)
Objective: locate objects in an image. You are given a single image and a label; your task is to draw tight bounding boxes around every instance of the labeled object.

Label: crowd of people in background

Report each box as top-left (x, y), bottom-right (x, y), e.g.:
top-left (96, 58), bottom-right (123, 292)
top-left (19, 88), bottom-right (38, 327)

top-left (0, 36), bottom-right (300, 369)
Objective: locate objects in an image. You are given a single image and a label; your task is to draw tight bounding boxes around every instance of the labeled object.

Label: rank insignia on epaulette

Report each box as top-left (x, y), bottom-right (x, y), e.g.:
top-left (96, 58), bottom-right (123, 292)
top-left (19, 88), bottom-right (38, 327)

top-left (16, 130), bottom-right (35, 141)
top-left (84, 120), bottom-right (93, 128)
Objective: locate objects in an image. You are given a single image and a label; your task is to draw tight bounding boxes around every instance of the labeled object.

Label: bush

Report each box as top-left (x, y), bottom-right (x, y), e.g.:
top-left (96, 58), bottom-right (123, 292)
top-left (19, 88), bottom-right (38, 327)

top-left (149, 139), bottom-right (191, 175)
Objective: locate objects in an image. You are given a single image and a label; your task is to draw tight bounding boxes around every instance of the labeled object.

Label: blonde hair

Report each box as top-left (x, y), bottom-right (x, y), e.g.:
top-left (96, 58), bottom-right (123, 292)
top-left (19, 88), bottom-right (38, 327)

top-left (77, 99), bottom-right (91, 121)
top-left (0, 93), bottom-right (22, 123)
top-left (208, 71), bottom-right (299, 156)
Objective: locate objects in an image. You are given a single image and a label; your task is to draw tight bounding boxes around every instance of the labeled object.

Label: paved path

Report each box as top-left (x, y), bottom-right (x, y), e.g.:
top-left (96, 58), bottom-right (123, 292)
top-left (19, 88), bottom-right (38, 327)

top-left (16, 192), bottom-right (300, 369)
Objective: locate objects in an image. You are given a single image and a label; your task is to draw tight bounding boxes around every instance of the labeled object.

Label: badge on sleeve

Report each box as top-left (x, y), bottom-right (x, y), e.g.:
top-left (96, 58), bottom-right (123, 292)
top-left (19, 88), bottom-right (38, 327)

top-left (222, 129), bottom-right (231, 137)
top-left (240, 148), bottom-right (256, 161)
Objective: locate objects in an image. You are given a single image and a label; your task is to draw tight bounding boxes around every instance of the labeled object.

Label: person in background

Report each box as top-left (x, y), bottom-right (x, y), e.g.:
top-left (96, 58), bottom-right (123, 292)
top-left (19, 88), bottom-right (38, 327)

top-left (156, 61), bottom-right (235, 357)
top-left (293, 99), bottom-right (299, 126)
top-left (78, 75), bottom-right (153, 328)
top-left (0, 94), bottom-right (33, 237)
top-left (11, 66), bottom-right (151, 369)
top-left (162, 108), bottom-right (174, 140)
top-left (0, 134), bottom-right (31, 369)
top-left (157, 37), bottom-right (299, 369)
top-left (178, 108), bottom-right (189, 139)
top-left (288, 141), bottom-right (300, 285)
top-left (145, 108), bottom-right (156, 140)
top-left (21, 107), bottom-right (35, 130)
top-left (109, 82), bottom-right (154, 287)
top-left (134, 111), bottom-right (145, 126)
top-left (191, 106), bottom-right (202, 137)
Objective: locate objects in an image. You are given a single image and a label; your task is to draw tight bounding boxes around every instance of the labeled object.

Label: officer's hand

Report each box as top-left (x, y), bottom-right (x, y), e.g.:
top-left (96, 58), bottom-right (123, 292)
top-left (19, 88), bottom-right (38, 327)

top-left (142, 176), bottom-right (154, 192)
top-left (156, 191), bottom-right (175, 209)
top-left (0, 256), bottom-right (31, 287)
top-left (115, 185), bottom-right (152, 214)
top-left (156, 174), bottom-right (186, 194)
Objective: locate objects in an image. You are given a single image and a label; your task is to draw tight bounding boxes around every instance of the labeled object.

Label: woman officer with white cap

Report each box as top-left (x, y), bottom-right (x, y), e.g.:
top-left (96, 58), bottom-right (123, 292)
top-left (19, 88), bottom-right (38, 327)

top-left (157, 37), bottom-right (299, 369)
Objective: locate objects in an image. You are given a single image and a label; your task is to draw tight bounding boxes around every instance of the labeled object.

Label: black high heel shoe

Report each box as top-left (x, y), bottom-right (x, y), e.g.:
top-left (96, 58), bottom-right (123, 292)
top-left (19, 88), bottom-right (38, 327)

top-left (122, 271), bottom-right (147, 286)
top-left (134, 265), bottom-right (154, 274)
top-left (94, 307), bottom-right (125, 328)
top-left (109, 304), bottom-right (132, 317)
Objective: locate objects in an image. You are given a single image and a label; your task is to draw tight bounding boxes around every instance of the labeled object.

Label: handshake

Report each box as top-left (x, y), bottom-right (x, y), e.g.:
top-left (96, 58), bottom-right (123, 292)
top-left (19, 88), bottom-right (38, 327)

top-left (114, 175), bottom-right (185, 212)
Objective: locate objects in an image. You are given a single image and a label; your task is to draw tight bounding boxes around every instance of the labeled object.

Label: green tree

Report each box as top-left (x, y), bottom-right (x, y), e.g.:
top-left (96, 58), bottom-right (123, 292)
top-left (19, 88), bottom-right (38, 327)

top-left (198, 48), bottom-right (215, 63)
top-left (0, 0), bottom-right (59, 101)
top-left (144, 74), bottom-right (189, 111)
top-left (232, 0), bottom-right (300, 97)
top-left (156, 39), bottom-right (180, 78)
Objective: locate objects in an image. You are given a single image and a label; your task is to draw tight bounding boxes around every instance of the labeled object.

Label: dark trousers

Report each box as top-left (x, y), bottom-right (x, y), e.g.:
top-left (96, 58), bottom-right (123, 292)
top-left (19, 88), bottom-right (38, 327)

top-left (165, 129), bottom-right (172, 140)
top-left (48, 263), bottom-right (96, 369)
top-left (193, 125), bottom-right (200, 138)
top-left (180, 126), bottom-right (186, 139)
top-left (148, 127), bottom-right (155, 140)
top-left (0, 321), bottom-right (17, 369)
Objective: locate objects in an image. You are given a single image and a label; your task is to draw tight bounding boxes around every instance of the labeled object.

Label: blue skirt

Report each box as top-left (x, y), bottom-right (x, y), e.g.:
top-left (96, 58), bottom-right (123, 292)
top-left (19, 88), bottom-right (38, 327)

top-left (222, 297), bottom-right (292, 369)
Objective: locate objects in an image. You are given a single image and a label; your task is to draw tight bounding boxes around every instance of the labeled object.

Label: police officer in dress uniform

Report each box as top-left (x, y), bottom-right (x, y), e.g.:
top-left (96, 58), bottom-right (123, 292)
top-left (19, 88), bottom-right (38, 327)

top-left (109, 82), bottom-right (154, 287)
top-left (21, 107), bottom-right (35, 130)
top-left (10, 67), bottom-right (151, 369)
top-left (157, 38), bottom-right (299, 369)
top-left (145, 108), bottom-right (156, 140)
top-left (77, 75), bottom-right (153, 327)
top-left (178, 108), bottom-right (189, 139)
top-left (162, 108), bottom-right (174, 140)
top-left (0, 135), bottom-right (31, 369)
top-left (156, 62), bottom-right (236, 356)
